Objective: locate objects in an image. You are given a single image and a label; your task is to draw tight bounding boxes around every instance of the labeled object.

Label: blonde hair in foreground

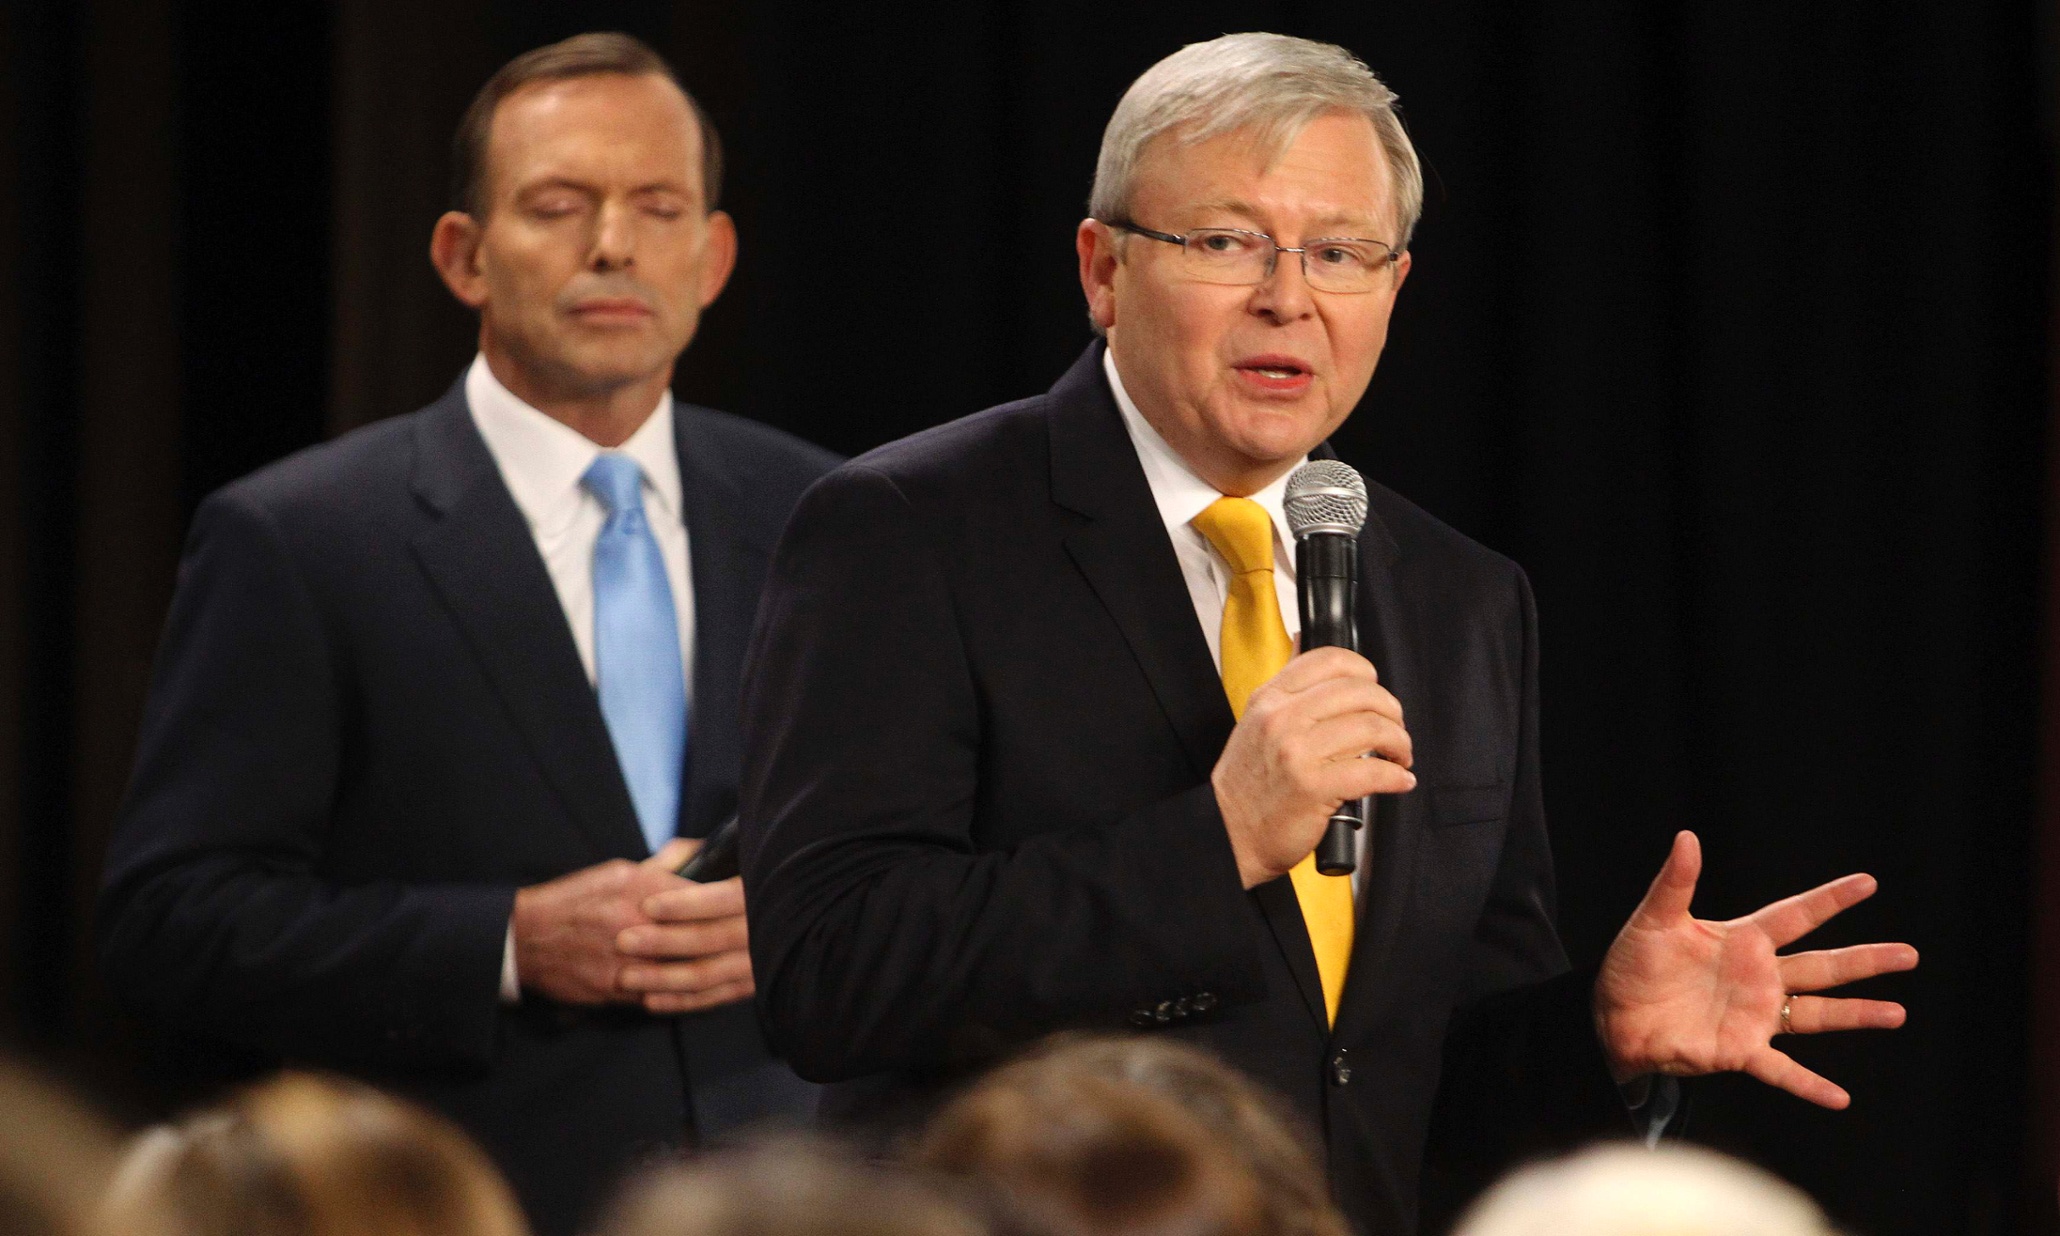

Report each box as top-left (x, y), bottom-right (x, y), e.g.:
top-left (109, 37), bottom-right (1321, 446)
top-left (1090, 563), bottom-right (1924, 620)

top-left (1452, 1144), bottom-right (1841, 1236)
top-left (0, 1059), bottom-right (118, 1236)
top-left (104, 1073), bottom-right (528, 1236)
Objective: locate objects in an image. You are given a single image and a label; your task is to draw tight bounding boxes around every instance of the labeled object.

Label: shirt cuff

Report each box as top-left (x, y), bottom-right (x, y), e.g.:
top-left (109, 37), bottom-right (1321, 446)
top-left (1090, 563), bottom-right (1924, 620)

top-left (499, 917), bottom-right (521, 1004)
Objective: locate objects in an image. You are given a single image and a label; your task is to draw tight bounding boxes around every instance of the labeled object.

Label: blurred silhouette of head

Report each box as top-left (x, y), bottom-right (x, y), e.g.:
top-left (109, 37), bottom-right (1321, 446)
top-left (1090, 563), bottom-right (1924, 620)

top-left (430, 33), bottom-right (736, 435)
top-left (1452, 1144), bottom-right (1841, 1236)
top-left (0, 1059), bottom-right (118, 1236)
top-left (912, 1047), bottom-right (1274, 1236)
top-left (104, 1073), bottom-right (528, 1236)
top-left (1004, 1038), bottom-right (1345, 1236)
top-left (600, 1136), bottom-right (981, 1236)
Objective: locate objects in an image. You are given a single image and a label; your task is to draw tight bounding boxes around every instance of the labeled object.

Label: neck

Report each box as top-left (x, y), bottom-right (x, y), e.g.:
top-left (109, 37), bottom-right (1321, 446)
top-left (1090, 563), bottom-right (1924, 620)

top-left (480, 338), bottom-right (672, 448)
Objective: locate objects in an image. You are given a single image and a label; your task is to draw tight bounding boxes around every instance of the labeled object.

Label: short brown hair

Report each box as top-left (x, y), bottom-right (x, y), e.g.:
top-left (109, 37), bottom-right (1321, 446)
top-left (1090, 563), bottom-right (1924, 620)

top-left (450, 32), bottom-right (725, 216)
top-left (1004, 1038), bottom-right (1347, 1236)
top-left (913, 1062), bottom-right (1271, 1236)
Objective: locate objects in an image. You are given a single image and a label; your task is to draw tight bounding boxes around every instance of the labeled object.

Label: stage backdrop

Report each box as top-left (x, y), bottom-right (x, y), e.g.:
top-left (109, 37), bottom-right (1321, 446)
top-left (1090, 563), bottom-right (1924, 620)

top-left (0, 3), bottom-right (2049, 1234)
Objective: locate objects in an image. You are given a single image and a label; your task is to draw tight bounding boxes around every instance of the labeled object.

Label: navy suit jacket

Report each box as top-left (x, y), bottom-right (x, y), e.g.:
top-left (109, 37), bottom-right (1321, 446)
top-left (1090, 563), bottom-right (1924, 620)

top-left (740, 344), bottom-right (1629, 1236)
top-left (99, 377), bottom-right (839, 1236)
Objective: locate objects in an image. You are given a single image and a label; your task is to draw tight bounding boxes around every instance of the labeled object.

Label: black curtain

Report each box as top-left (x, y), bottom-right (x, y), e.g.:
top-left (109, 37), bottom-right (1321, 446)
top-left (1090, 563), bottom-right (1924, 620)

top-left (1, 3), bottom-right (2048, 1233)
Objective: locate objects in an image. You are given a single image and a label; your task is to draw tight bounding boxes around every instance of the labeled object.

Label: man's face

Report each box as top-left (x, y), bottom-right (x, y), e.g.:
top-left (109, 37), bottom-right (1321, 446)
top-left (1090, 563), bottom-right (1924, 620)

top-left (448, 72), bottom-right (734, 397)
top-left (1080, 111), bottom-right (1410, 492)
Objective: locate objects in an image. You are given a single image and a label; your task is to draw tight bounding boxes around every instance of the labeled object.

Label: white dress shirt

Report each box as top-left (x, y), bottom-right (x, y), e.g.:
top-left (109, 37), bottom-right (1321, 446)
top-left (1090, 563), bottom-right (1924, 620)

top-left (1102, 349), bottom-right (1371, 888)
top-left (466, 354), bottom-right (698, 1000)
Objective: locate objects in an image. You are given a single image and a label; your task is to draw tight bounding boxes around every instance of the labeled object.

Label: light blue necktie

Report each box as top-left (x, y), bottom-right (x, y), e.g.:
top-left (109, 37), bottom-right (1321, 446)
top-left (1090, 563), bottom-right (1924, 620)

top-left (583, 454), bottom-right (688, 856)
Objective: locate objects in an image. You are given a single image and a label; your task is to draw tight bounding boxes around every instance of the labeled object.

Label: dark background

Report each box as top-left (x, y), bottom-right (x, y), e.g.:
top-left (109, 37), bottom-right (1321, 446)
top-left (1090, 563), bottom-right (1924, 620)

top-left (0, 3), bottom-right (2051, 1234)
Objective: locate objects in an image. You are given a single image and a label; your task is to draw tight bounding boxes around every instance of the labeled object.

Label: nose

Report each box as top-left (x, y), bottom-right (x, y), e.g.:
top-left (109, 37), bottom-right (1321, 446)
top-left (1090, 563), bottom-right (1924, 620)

top-left (589, 198), bottom-right (636, 272)
top-left (1247, 246), bottom-right (1314, 322)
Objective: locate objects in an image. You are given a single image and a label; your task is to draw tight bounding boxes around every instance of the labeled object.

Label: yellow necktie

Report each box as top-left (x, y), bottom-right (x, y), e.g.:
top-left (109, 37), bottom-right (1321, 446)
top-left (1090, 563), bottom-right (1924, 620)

top-left (1190, 497), bottom-right (1355, 1026)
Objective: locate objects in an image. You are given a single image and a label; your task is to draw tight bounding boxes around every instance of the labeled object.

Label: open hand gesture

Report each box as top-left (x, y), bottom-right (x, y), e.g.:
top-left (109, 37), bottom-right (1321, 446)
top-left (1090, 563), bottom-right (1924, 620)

top-left (1593, 831), bottom-right (1918, 1109)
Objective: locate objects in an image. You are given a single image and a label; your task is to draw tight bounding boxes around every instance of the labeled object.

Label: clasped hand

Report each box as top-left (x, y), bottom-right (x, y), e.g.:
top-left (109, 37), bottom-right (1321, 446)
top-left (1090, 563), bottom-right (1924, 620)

top-left (509, 838), bottom-right (754, 1014)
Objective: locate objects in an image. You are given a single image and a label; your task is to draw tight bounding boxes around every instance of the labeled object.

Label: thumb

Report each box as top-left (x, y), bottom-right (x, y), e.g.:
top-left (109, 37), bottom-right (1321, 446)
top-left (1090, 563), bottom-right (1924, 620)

top-left (1631, 830), bottom-right (1701, 924)
top-left (646, 837), bottom-right (700, 871)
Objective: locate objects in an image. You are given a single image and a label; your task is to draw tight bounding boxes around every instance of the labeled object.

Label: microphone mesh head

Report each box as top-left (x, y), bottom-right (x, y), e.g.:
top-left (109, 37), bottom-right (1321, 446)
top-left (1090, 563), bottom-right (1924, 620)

top-left (1284, 460), bottom-right (1369, 537)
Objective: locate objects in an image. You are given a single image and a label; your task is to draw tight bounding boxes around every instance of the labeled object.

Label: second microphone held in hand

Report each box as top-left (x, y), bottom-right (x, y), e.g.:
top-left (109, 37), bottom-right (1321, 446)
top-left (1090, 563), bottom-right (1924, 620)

top-left (1284, 459), bottom-right (1371, 877)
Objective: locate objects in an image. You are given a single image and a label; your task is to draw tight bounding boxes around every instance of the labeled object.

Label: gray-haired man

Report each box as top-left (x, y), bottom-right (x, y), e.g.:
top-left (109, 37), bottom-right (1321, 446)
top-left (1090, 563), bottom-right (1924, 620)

top-left (740, 33), bottom-right (1915, 1233)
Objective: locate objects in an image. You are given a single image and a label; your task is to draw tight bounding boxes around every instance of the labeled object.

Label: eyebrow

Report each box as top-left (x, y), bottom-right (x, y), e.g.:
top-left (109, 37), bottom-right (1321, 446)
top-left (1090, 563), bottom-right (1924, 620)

top-left (1186, 198), bottom-right (1387, 236)
top-left (515, 176), bottom-right (695, 199)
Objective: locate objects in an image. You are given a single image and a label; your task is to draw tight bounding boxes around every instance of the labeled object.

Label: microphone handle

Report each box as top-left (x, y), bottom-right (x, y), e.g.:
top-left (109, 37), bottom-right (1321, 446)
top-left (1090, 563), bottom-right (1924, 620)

top-left (1297, 531), bottom-right (1365, 877)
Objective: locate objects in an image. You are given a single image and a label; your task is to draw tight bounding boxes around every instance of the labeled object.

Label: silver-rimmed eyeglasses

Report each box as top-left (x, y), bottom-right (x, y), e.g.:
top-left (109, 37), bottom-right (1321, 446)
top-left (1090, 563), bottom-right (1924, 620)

top-left (1100, 220), bottom-right (1401, 295)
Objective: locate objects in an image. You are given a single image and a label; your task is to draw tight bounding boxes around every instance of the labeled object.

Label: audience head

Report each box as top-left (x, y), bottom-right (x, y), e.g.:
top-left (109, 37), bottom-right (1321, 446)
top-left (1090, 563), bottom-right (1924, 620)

top-left (0, 1060), bottom-right (118, 1236)
top-left (602, 1136), bottom-right (981, 1236)
top-left (912, 1040), bottom-right (1279, 1236)
top-left (1452, 1144), bottom-right (1841, 1236)
top-left (1002, 1037), bottom-right (1344, 1236)
top-left (105, 1073), bottom-right (527, 1236)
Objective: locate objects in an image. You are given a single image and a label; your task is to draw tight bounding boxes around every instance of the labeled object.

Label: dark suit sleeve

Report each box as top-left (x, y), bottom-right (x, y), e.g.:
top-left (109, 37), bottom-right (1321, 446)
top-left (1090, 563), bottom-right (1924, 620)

top-left (1419, 565), bottom-right (1631, 1228)
top-left (740, 465), bottom-right (1266, 1082)
top-left (97, 491), bottom-right (513, 1071)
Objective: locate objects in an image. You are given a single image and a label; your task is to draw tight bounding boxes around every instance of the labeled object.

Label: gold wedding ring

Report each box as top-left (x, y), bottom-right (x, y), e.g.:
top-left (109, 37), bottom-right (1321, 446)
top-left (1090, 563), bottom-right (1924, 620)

top-left (1779, 996), bottom-right (1793, 1035)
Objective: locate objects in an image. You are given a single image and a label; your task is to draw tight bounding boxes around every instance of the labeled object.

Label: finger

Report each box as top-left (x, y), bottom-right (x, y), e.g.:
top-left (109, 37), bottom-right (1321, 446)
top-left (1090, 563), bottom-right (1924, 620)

top-left (643, 875), bottom-right (746, 922)
top-left (618, 948), bottom-right (753, 994)
top-left (1743, 1045), bottom-right (1850, 1110)
top-left (1778, 943), bottom-right (1920, 993)
top-left (1784, 995), bottom-right (1906, 1034)
top-left (1316, 755), bottom-right (1417, 801)
top-left (1749, 872), bottom-right (1878, 949)
top-left (1283, 674), bottom-right (1405, 728)
top-left (616, 915), bottom-right (748, 960)
top-left (1629, 831), bottom-right (1701, 924)
top-left (643, 977), bottom-right (756, 1016)
top-left (1301, 711), bottom-right (1412, 770)
top-left (646, 837), bottom-right (700, 871)
top-left (1268, 646), bottom-right (1378, 694)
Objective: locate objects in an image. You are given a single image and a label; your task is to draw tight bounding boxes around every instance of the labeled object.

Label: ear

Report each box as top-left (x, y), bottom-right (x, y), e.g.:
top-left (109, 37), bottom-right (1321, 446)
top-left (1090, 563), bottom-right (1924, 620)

top-left (1076, 218), bottom-right (1121, 333)
top-left (697, 210), bottom-right (739, 309)
top-left (1390, 248), bottom-right (1412, 297)
top-left (429, 211), bottom-right (489, 309)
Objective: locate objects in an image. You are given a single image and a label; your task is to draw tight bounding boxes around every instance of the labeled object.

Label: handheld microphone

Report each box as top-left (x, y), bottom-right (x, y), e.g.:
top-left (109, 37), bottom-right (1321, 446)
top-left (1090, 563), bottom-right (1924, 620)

top-left (1285, 460), bottom-right (1370, 877)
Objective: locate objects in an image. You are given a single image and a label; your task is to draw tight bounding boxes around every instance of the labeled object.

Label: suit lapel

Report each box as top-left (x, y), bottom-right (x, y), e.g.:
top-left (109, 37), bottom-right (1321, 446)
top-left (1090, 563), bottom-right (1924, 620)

top-left (1332, 501), bottom-right (1418, 1043)
top-left (673, 407), bottom-right (770, 840)
top-left (408, 385), bottom-right (648, 861)
top-left (1048, 346), bottom-right (1231, 781)
top-left (1046, 344), bottom-right (1330, 1031)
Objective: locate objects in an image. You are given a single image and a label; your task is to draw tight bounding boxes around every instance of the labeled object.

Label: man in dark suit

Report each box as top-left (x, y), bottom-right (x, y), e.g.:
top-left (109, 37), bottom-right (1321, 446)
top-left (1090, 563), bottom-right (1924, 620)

top-left (98, 34), bottom-right (835, 1236)
top-left (739, 33), bottom-right (1915, 1235)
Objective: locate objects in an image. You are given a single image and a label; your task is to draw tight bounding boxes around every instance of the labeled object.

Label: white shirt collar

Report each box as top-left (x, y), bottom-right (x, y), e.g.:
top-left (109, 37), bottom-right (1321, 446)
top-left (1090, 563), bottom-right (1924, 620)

top-left (465, 353), bottom-right (684, 536)
top-left (1102, 347), bottom-right (1300, 557)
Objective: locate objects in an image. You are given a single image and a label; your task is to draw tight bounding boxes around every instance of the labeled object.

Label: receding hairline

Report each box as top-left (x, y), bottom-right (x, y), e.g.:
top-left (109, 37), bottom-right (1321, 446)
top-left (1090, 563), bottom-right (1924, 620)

top-left (476, 70), bottom-right (709, 210)
top-left (1127, 111), bottom-right (1404, 238)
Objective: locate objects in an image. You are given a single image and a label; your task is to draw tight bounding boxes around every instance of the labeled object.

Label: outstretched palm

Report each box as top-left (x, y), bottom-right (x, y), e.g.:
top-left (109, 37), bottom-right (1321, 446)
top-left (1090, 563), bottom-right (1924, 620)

top-left (1594, 831), bottom-right (1918, 1109)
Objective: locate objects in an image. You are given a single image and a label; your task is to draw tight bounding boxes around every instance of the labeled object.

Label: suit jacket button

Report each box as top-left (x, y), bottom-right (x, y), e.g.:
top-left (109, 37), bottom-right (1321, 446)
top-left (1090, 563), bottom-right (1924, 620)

top-left (1329, 1049), bottom-right (1352, 1087)
top-left (1130, 1008), bottom-right (1156, 1027)
top-left (1191, 991), bottom-right (1218, 1014)
top-left (1172, 997), bottom-right (1191, 1018)
top-left (1153, 1000), bottom-right (1175, 1024)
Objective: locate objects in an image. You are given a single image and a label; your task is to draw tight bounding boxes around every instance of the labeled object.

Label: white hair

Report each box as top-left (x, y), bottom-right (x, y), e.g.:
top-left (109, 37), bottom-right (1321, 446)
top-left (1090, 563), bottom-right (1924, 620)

top-left (1089, 32), bottom-right (1424, 249)
top-left (1452, 1145), bottom-right (1841, 1236)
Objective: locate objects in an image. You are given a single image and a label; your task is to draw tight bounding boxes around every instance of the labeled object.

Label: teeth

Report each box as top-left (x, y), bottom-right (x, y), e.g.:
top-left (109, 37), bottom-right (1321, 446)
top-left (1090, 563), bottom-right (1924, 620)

top-left (1254, 367), bottom-right (1298, 378)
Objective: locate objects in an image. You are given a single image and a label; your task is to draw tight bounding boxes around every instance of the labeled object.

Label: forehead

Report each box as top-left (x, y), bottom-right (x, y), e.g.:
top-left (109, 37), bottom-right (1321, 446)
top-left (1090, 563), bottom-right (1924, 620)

top-left (1133, 111), bottom-right (1392, 231)
top-left (486, 72), bottom-right (702, 194)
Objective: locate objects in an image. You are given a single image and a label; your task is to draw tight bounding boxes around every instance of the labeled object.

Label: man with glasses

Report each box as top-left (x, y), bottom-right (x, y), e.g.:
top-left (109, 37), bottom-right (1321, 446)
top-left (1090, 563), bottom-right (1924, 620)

top-left (740, 32), bottom-right (1915, 1235)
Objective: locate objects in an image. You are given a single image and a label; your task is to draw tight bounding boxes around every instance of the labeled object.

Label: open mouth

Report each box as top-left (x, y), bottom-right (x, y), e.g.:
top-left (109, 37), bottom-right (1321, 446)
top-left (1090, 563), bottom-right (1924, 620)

top-left (1233, 356), bottom-right (1314, 391)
